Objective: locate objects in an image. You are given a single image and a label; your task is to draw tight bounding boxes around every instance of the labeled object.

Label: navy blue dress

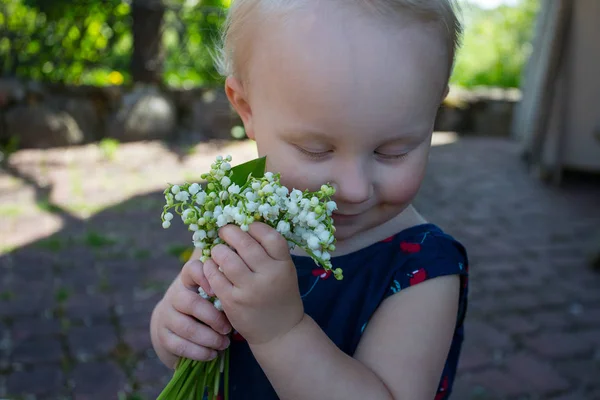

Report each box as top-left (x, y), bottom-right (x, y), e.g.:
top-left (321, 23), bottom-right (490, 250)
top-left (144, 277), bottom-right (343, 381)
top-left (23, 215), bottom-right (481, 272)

top-left (225, 223), bottom-right (469, 399)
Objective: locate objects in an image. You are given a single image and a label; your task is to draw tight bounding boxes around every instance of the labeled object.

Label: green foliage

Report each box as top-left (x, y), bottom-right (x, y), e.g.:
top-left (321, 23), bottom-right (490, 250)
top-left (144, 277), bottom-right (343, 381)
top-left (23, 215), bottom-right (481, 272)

top-left (2, 0), bottom-right (538, 89)
top-left (451, 0), bottom-right (540, 88)
top-left (162, 0), bottom-right (230, 88)
top-left (1, 0), bottom-right (132, 85)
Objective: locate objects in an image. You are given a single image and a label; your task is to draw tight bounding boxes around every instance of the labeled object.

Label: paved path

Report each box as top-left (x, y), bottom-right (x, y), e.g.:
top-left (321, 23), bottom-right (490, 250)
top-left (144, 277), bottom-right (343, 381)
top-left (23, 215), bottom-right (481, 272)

top-left (1, 137), bottom-right (599, 399)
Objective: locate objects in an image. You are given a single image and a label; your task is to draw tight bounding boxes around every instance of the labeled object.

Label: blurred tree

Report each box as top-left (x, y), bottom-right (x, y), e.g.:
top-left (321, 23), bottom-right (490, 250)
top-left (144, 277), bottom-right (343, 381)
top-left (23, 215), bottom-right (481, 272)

top-left (2, 0), bottom-right (132, 85)
top-left (451, 0), bottom-right (540, 88)
top-left (131, 0), bottom-right (165, 84)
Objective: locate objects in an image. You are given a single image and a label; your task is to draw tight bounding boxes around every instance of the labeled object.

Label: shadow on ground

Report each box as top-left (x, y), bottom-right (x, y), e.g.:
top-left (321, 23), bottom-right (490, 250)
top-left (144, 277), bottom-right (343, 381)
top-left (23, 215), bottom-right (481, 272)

top-left (1, 137), bottom-right (599, 400)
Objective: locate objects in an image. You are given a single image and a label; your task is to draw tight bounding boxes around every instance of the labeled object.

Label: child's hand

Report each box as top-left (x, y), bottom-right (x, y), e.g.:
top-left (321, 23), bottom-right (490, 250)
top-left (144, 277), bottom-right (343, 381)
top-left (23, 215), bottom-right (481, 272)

top-left (151, 258), bottom-right (233, 368)
top-left (204, 222), bottom-right (304, 346)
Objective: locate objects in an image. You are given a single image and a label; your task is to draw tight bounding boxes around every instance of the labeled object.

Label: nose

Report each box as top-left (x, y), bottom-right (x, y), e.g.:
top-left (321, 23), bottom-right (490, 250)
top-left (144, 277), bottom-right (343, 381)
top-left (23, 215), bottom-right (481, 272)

top-left (332, 161), bottom-right (373, 205)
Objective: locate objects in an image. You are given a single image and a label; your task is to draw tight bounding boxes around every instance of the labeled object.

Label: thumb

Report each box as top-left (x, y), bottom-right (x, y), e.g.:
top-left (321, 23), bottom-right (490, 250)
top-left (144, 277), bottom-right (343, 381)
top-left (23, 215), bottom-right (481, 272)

top-left (181, 258), bottom-right (214, 296)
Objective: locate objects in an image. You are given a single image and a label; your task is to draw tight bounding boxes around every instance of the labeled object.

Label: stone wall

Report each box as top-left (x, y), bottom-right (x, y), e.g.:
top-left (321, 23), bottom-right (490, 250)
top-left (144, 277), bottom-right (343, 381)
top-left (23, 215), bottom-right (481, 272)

top-left (0, 79), bottom-right (521, 149)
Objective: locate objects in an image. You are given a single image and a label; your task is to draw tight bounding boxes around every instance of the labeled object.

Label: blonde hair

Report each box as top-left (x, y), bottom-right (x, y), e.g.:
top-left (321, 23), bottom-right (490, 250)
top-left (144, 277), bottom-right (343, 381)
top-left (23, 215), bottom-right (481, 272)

top-left (214, 0), bottom-right (462, 81)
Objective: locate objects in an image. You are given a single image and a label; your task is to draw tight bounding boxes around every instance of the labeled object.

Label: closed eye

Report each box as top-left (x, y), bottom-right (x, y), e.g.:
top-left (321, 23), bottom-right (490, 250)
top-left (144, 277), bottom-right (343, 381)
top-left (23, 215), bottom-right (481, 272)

top-left (375, 151), bottom-right (409, 160)
top-left (295, 146), bottom-right (332, 159)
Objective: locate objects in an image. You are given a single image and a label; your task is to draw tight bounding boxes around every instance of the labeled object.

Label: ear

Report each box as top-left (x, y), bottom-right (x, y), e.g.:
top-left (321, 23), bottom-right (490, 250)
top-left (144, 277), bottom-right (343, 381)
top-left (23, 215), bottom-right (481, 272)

top-left (225, 76), bottom-right (255, 140)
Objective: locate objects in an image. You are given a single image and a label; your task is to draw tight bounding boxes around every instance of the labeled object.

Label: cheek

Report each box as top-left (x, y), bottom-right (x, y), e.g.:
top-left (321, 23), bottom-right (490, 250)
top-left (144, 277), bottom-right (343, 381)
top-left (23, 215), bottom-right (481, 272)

top-left (379, 159), bottom-right (428, 205)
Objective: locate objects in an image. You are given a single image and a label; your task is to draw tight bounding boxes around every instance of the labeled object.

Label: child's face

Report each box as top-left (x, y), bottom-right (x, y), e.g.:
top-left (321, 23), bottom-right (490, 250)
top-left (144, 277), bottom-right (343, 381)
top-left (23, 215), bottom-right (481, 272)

top-left (226, 4), bottom-right (449, 241)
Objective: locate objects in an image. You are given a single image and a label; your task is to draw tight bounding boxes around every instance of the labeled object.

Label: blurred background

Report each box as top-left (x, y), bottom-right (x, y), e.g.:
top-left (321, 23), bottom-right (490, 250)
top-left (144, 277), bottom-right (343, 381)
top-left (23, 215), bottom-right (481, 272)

top-left (0, 0), bottom-right (599, 399)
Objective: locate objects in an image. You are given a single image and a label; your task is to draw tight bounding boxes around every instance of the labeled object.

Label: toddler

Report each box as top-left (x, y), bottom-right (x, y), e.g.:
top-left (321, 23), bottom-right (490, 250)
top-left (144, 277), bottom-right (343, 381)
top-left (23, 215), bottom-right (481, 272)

top-left (151, 0), bottom-right (468, 399)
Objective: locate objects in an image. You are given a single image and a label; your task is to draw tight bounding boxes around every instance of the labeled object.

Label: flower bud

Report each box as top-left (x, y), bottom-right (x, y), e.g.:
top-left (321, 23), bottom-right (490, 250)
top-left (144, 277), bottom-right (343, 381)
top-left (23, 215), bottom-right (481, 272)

top-left (162, 221), bottom-right (171, 229)
top-left (171, 185), bottom-right (180, 194)
top-left (188, 183), bottom-right (201, 195)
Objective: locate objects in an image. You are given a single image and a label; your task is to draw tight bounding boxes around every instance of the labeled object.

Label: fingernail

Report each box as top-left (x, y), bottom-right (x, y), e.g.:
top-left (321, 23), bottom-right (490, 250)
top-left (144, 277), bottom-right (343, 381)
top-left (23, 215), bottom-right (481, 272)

top-left (222, 337), bottom-right (230, 349)
top-left (222, 326), bottom-right (231, 335)
top-left (209, 351), bottom-right (218, 360)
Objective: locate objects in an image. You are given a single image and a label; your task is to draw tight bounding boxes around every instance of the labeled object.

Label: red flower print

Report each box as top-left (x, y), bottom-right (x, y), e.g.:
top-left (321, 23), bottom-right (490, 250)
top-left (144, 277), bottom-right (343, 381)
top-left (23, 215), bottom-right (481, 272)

top-left (400, 241), bottom-right (421, 253)
top-left (312, 268), bottom-right (332, 280)
top-left (381, 235), bottom-right (395, 243)
top-left (408, 268), bottom-right (427, 285)
top-left (434, 376), bottom-right (449, 400)
top-left (232, 330), bottom-right (246, 342)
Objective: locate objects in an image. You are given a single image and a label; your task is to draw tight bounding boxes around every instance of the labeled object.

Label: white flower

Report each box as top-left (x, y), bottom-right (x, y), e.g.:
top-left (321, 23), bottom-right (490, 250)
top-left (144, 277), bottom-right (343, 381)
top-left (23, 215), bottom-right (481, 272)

top-left (246, 202), bottom-right (258, 212)
top-left (228, 184), bottom-right (241, 195)
top-left (198, 287), bottom-right (210, 299)
top-left (220, 162), bottom-right (231, 171)
top-left (245, 192), bottom-right (257, 202)
top-left (216, 215), bottom-right (227, 227)
top-left (175, 191), bottom-right (190, 202)
top-left (241, 224), bottom-right (249, 232)
top-left (310, 197), bottom-right (319, 207)
top-left (277, 220), bottom-right (291, 234)
top-left (322, 252), bottom-right (331, 261)
top-left (162, 221), bottom-right (171, 229)
top-left (276, 186), bottom-right (289, 197)
top-left (194, 241), bottom-right (206, 249)
top-left (189, 224), bottom-right (199, 231)
top-left (318, 230), bottom-right (331, 243)
top-left (213, 299), bottom-right (223, 311)
top-left (196, 192), bottom-right (207, 205)
top-left (307, 235), bottom-right (320, 250)
top-left (193, 230), bottom-right (207, 241)
top-left (188, 183), bottom-right (201, 195)
top-left (225, 155), bottom-right (232, 162)
top-left (216, 155), bottom-right (223, 162)
top-left (264, 172), bottom-right (274, 182)
top-left (164, 212), bottom-right (174, 221)
top-left (287, 202), bottom-right (299, 216)
top-left (262, 184), bottom-right (274, 194)
top-left (252, 182), bottom-right (261, 191)
top-left (290, 189), bottom-right (302, 203)
top-left (182, 208), bottom-right (195, 220)
top-left (326, 201), bottom-right (337, 213)
top-left (171, 185), bottom-right (180, 194)
top-left (221, 176), bottom-right (231, 188)
top-left (220, 191), bottom-right (229, 201)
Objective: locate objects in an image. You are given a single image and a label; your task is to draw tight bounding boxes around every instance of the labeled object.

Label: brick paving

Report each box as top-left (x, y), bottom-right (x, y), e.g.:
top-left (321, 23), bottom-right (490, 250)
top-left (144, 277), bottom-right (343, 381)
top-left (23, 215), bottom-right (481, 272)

top-left (0, 136), bottom-right (599, 399)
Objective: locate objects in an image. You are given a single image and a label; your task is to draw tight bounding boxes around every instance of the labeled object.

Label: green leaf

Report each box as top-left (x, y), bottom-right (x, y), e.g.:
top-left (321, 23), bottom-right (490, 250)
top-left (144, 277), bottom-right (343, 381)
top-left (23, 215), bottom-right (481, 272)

top-left (229, 156), bottom-right (266, 186)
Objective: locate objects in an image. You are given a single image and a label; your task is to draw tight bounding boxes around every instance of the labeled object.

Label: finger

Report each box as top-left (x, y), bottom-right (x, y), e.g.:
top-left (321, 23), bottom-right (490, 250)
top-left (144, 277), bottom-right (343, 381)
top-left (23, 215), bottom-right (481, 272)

top-left (180, 259), bottom-right (214, 295)
top-left (171, 289), bottom-right (232, 335)
top-left (248, 222), bottom-right (291, 261)
top-left (165, 312), bottom-right (230, 351)
top-left (218, 224), bottom-right (268, 269)
top-left (211, 244), bottom-right (254, 285)
top-left (204, 258), bottom-right (234, 295)
top-left (159, 328), bottom-right (219, 364)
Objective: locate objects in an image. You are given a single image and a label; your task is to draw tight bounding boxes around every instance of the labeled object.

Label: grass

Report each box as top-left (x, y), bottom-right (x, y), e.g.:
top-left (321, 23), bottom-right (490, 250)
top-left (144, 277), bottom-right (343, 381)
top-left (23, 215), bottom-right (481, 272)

top-left (99, 138), bottom-right (120, 161)
top-left (36, 198), bottom-right (62, 214)
top-left (0, 204), bottom-right (24, 218)
top-left (55, 287), bottom-right (71, 303)
top-left (0, 290), bottom-right (14, 301)
top-left (36, 237), bottom-right (64, 252)
top-left (84, 231), bottom-right (117, 248)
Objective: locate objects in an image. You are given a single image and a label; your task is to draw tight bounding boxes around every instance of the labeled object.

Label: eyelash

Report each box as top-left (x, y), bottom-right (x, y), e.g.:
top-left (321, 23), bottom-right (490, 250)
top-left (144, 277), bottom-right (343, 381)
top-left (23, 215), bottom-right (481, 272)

top-left (375, 151), bottom-right (409, 161)
top-left (296, 146), bottom-right (409, 161)
top-left (295, 146), bottom-right (332, 159)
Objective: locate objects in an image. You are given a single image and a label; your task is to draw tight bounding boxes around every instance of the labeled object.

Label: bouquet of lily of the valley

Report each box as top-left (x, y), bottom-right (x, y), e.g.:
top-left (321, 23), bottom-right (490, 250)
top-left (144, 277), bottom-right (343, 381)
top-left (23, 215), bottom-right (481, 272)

top-left (158, 155), bottom-right (341, 400)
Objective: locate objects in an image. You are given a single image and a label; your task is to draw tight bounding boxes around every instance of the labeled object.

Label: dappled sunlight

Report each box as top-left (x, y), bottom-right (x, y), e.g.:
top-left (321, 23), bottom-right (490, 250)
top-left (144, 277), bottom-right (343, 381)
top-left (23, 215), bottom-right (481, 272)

top-left (0, 140), bottom-right (258, 254)
top-left (431, 131), bottom-right (460, 147)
